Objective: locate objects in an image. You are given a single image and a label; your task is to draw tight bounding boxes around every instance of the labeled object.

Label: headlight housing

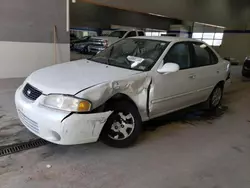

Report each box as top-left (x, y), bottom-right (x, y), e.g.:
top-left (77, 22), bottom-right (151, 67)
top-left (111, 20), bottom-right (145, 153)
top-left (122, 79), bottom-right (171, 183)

top-left (41, 95), bottom-right (91, 112)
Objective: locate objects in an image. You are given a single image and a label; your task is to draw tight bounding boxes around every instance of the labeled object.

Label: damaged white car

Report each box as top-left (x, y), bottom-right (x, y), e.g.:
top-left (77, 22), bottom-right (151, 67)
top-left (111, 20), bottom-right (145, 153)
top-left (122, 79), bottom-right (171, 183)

top-left (15, 37), bottom-right (230, 147)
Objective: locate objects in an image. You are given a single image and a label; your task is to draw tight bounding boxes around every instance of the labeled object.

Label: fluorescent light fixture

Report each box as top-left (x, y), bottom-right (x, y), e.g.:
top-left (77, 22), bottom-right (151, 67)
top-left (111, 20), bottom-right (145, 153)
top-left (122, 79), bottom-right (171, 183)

top-left (195, 22), bottom-right (225, 29)
top-left (72, 0), bottom-right (76, 3)
top-left (66, 0), bottom-right (69, 32)
top-left (149, 13), bottom-right (168, 18)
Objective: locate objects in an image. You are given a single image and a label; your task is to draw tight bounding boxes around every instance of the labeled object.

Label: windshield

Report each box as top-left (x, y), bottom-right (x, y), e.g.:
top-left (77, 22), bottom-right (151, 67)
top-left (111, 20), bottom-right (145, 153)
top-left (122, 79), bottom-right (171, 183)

top-left (109, 31), bottom-right (127, 38)
top-left (90, 38), bottom-right (169, 71)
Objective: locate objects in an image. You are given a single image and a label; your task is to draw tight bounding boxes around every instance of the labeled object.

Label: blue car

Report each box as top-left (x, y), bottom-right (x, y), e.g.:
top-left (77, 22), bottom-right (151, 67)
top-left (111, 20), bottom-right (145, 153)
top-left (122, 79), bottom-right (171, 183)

top-left (71, 36), bottom-right (90, 52)
top-left (74, 42), bottom-right (91, 54)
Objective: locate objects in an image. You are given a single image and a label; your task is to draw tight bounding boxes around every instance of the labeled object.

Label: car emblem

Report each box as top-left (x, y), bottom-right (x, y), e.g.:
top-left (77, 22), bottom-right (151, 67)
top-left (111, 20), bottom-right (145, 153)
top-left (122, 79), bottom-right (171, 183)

top-left (27, 89), bottom-right (31, 95)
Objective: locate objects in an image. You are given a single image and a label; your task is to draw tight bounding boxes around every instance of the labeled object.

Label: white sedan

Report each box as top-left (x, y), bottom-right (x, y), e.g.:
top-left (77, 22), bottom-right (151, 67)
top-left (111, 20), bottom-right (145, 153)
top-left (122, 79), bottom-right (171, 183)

top-left (15, 36), bottom-right (230, 147)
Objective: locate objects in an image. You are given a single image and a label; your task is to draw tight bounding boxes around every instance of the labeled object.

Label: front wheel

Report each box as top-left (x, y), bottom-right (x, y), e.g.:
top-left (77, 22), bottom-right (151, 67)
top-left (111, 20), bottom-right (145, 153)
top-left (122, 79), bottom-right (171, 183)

top-left (100, 101), bottom-right (142, 148)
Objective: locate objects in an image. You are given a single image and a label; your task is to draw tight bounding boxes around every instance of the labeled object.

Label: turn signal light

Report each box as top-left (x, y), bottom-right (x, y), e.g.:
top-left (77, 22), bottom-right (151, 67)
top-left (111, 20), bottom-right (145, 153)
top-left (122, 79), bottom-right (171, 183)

top-left (78, 100), bottom-right (91, 112)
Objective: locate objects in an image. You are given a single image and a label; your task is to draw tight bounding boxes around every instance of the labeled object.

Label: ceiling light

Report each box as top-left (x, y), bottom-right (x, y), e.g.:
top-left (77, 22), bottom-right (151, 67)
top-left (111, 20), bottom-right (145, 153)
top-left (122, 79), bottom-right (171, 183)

top-left (195, 22), bottom-right (225, 29)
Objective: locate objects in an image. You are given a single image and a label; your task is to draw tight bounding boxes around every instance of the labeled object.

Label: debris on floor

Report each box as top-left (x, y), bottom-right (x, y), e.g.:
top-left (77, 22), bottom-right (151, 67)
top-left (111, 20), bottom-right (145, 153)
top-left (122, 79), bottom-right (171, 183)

top-left (46, 164), bottom-right (52, 169)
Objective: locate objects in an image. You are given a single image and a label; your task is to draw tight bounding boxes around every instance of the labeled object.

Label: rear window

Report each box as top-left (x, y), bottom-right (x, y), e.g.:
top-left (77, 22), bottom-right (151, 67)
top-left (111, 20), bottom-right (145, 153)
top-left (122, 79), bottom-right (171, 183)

top-left (109, 31), bottom-right (127, 38)
top-left (138, 31), bottom-right (145, 36)
top-left (126, 31), bottom-right (137, 37)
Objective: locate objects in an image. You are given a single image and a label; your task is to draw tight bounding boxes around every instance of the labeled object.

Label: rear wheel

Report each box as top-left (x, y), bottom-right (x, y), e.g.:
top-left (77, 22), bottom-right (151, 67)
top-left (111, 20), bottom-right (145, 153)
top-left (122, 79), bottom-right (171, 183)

top-left (100, 101), bottom-right (142, 148)
top-left (208, 85), bottom-right (223, 110)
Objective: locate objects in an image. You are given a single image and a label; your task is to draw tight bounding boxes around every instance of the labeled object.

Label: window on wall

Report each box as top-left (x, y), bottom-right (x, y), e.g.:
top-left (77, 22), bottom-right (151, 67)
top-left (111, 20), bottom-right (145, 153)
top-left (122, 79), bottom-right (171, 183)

top-left (192, 22), bottom-right (225, 46)
top-left (70, 29), bottom-right (97, 38)
top-left (145, 29), bottom-right (167, 37)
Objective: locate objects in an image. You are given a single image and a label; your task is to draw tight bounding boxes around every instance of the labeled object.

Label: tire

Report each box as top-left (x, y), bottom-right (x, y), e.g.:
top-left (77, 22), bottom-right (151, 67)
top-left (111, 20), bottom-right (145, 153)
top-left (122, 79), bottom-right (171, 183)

top-left (80, 49), bottom-right (84, 54)
top-left (100, 101), bottom-right (142, 148)
top-left (207, 84), bottom-right (223, 110)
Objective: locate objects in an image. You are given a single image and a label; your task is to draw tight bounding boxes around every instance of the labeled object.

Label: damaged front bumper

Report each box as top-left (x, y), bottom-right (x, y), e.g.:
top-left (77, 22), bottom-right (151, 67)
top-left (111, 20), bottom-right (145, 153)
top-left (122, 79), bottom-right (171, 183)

top-left (15, 86), bottom-right (112, 145)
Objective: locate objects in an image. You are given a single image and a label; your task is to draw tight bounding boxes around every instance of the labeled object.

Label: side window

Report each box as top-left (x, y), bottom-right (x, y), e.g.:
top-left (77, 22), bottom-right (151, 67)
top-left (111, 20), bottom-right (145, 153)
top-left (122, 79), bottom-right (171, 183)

top-left (164, 43), bottom-right (191, 70)
top-left (138, 31), bottom-right (145, 36)
top-left (192, 43), bottom-right (218, 67)
top-left (125, 31), bottom-right (137, 38)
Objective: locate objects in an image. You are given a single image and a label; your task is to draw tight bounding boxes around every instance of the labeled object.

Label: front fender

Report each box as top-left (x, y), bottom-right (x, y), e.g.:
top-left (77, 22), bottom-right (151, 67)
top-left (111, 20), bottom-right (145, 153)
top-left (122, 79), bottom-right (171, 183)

top-left (75, 73), bottom-right (151, 121)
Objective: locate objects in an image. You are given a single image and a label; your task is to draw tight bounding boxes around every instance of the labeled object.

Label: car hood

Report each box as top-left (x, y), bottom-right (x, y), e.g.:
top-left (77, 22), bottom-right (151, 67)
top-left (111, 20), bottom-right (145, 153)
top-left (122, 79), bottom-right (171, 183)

top-left (26, 59), bottom-right (141, 95)
top-left (91, 36), bottom-right (120, 45)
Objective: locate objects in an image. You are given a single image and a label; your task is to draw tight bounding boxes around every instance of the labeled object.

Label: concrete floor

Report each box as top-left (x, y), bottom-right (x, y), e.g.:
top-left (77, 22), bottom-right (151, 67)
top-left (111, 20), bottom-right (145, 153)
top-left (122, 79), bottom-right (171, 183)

top-left (0, 78), bottom-right (37, 146)
top-left (1, 66), bottom-right (250, 188)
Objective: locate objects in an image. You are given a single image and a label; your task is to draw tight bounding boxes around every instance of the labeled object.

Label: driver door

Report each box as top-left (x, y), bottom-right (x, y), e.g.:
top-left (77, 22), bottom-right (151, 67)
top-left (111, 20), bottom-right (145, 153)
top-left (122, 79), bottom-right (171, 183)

top-left (150, 42), bottom-right (198, 118)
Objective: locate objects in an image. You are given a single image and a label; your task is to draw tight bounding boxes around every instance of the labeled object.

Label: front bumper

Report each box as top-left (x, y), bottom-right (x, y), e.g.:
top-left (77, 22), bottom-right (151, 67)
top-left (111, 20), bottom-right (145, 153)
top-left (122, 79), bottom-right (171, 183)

top-left (15, 85), bottom-right (112, 145)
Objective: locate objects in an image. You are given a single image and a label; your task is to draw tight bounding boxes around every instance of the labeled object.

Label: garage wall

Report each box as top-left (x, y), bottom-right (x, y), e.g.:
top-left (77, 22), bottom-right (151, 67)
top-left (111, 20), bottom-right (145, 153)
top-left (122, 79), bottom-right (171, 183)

top-left (218, 33), bottom-right (250, 62)
top-left (70, 1), bottom-right (180, 30)
top-left (0, 0), bottom-right (70, 79)
top-left (216, 25), bottom-right (250, 62)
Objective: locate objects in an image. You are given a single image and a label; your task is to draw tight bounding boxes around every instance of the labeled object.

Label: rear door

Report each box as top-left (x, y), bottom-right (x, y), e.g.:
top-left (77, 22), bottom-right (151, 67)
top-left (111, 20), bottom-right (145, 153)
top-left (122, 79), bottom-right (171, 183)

top-left (189, 42), bottom-right (222, 102)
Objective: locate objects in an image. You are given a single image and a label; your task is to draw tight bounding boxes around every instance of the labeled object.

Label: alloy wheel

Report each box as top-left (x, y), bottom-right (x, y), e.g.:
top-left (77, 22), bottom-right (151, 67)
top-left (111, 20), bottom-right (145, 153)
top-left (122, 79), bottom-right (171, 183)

top-left (108, 112), bottom-right (135, 140)
top-left (212, 87), bottom-right (222, 107)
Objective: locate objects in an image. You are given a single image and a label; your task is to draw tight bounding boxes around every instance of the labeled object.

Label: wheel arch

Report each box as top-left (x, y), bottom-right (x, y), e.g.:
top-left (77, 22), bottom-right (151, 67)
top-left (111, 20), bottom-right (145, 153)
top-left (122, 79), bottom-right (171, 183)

top-left (104, 93), bottom-right (140, 112)
top-left (216, 80), bottom-right (225, 89)
top-left (99, 93), bottom-right (143, 146)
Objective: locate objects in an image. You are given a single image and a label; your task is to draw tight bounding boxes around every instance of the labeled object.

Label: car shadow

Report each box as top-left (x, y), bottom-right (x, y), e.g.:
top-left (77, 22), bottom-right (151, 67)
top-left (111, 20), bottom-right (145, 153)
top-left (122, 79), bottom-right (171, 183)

top-left (241, 77), bottom-right (250, 82)
top-left (143, 105), bottom-right (228, 132)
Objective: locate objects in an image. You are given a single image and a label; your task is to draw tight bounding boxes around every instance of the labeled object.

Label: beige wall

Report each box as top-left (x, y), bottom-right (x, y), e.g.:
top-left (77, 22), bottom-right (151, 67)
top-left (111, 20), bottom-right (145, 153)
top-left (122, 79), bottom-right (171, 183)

top-left (216, 33), bottom-right (250, 63)
top-left (0, 0), bottom-right (70, 79)
top-left (0, 42), bottom-right (70, 79)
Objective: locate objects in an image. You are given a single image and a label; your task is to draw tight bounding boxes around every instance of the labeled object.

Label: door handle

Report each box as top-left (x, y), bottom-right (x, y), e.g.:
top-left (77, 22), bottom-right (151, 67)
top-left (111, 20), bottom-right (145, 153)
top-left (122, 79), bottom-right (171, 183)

top-left (189, 74), bottom-right (196, 79)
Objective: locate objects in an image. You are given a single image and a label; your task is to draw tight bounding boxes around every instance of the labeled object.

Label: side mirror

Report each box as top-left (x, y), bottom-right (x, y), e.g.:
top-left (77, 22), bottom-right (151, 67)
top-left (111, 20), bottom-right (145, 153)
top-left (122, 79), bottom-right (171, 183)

top-left (157, 63), bottom-right (180, 74)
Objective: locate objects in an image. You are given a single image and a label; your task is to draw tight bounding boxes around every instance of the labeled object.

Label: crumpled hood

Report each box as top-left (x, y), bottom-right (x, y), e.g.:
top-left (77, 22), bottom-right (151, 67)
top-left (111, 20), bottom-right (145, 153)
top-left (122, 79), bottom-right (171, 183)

top-left (25, 59), bottom-right (141, 95)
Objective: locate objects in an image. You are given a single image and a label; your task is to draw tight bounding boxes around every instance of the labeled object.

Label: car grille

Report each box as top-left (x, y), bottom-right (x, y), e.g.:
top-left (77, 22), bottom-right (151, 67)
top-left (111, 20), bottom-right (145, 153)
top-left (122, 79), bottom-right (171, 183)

top-left (18, 110), bottom-right (39, 134)
top-left (23, 83), bottom-right (42, 101)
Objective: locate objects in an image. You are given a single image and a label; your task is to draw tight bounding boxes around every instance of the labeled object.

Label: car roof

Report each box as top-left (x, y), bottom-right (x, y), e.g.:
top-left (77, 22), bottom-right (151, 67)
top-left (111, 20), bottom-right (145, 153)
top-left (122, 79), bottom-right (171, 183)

top-left (132, 36), bottom-right (202, 43)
